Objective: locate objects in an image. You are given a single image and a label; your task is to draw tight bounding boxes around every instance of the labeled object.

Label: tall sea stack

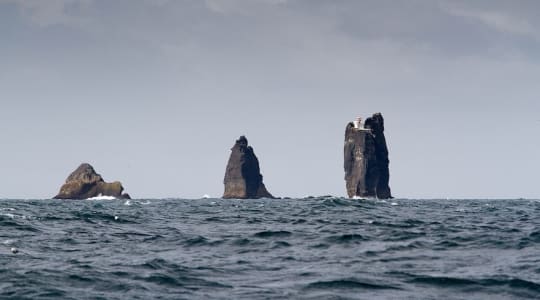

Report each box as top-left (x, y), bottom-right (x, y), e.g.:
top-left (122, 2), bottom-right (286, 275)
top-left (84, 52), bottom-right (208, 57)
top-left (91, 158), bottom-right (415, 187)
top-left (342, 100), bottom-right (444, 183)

top-left (223, 136), bottom-right (274, 199)
top-left (344, 113), bottom-right (392, 199)
top-left (53, 163), bottom-right (131, 199)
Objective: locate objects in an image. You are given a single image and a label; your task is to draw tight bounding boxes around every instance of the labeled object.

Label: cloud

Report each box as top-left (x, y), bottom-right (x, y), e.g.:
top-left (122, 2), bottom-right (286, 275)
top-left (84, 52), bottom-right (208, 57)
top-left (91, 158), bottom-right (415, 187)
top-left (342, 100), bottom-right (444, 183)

top-left (204, 0), bottom-right (287, 14)
top-left (4, 0), bottom-right (540, 63)
top-left (443, 3), bottom-right (538, 39)
top-left (0, 0), bottom-right (91, 26)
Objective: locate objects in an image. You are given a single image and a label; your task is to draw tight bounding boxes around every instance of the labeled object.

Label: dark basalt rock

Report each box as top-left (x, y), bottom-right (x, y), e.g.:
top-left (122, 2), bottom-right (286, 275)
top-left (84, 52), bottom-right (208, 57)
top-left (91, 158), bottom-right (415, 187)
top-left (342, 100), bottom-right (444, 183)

top-left (223, 136), bottom-right (274, 199)
top-left (344, 113), bottom-right (392, 199)
top-left (53, 163), bottom-right (131, 199)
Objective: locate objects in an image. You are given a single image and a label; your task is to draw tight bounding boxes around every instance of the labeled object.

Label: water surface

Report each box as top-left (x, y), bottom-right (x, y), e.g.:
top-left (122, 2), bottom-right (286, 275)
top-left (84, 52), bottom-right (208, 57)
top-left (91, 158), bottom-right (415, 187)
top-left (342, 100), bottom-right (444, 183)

top-left (1, 198), bottom-right (540, 299)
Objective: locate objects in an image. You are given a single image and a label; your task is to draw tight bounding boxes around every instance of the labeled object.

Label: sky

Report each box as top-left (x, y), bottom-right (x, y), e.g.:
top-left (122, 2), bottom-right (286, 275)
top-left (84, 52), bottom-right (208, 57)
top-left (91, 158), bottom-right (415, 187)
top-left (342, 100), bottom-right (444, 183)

top-left (0, 0), bottom-right (539, 199)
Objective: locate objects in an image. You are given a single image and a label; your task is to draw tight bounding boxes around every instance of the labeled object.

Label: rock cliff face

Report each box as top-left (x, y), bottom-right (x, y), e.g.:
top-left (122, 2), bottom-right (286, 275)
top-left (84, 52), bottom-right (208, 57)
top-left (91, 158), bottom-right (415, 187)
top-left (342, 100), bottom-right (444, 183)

top-left (53, 163), bottom-right (131, 199)
top-left (344, 113), bottom-right (392, 199)
top-left (223, 136), bottom-right (274, 199)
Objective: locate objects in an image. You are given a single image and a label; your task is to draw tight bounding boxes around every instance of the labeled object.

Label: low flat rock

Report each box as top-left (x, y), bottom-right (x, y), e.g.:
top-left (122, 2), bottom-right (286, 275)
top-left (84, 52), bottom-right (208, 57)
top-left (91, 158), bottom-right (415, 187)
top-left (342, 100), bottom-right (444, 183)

top-left (53, 163), bottom-right (131, 200)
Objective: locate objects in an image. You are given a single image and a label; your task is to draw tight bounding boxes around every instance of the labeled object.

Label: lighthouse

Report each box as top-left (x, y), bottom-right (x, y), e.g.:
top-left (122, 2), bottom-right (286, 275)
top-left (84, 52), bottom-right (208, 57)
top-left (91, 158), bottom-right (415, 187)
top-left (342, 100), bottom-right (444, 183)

top-left (353, 117), bottom-right (363, 129)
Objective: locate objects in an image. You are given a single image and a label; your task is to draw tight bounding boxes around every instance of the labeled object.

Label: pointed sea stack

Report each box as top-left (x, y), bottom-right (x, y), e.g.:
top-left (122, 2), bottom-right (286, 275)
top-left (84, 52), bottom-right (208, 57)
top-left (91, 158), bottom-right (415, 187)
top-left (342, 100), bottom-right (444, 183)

top-left (53, 163), bottom-right (131, 199)
top-left (223, 136), bottom-right (274, 199)
top-left (344, 113), bottom-right (392, 199)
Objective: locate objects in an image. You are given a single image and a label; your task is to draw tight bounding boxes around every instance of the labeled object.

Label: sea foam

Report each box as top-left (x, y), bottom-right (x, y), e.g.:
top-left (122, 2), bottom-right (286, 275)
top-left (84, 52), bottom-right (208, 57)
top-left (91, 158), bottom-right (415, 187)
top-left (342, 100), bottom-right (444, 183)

top-left (86, 195), bottom-right (117, 200)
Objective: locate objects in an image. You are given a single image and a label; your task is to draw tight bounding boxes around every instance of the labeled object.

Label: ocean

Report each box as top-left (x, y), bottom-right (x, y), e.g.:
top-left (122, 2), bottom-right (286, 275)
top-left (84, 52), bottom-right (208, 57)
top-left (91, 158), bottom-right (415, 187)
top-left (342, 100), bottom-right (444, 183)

top-left (1, 198), bottom-right (540, 299)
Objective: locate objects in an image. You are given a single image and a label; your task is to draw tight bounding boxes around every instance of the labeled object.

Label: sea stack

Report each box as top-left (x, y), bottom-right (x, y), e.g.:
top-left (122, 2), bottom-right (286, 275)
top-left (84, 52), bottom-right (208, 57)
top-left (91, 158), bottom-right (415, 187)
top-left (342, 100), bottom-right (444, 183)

top-left (53, 163), bottom-right (131, 199)
top-left (344, 113), bottom-right (392, 199)
top-left (223, 136), bottom-right (274, 199)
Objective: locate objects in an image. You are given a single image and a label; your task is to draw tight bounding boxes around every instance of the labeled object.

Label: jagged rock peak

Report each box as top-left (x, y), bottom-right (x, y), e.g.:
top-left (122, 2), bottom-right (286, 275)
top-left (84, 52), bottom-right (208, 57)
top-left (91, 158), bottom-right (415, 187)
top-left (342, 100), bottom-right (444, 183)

top-left (236, 135), bottom-right (248, 146)
top-left (66, 163), bottom-right (103, 183)
top-left (53, 163), bottom-right (131, 200)
top-left (223, 136), bottom-right (274, 199)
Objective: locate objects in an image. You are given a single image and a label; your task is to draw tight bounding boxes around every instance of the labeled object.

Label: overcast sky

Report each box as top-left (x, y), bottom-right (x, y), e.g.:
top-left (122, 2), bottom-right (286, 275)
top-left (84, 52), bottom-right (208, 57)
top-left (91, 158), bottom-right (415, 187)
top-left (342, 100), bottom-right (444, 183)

top-left (1, 0), bottom-right (539, 199)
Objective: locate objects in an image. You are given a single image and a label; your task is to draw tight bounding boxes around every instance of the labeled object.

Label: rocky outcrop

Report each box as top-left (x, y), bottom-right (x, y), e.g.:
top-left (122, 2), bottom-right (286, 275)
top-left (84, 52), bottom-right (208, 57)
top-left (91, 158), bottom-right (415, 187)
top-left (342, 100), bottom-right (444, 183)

top-left (53, 163), bottom-right (131, 199)
top-left (344, 113), bottom-right (392, 199)
top-left (223, 136), bottom-right (274, 199)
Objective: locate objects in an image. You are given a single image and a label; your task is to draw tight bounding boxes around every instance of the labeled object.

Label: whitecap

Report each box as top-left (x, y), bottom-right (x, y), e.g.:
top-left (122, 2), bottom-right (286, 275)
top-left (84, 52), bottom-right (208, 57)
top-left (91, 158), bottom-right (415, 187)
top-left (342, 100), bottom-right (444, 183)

top-left (202, 194), bottom-right (211, 199)
top-left (124, 200), bottom-right (132, 206)
top-left (353, 196), bottom-right (377, 201)
top-left (87, 195), bottom-right (117, 200)
top-left (1, 213), bottom-right (15, 219)
top-left (3, 239), bottom-right (15, 245)
top-left (391, 202), bottom-right (398, 206)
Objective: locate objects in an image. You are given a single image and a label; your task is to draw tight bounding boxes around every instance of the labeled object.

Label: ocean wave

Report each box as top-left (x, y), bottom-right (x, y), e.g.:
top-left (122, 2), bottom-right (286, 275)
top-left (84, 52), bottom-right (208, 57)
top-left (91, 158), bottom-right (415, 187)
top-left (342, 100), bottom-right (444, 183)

top-left (410, 275), bottom-right (540, 293)
top-left (305, 278), bottom-right (400, 290)
top-left (253, 230), bottom-right (292, 238)
top-left (271, 241), bottom-right (291, 248)
top-left (325, 233), bottom-right (367, 244)
top-left (182, 236), bottom-right (224, 247)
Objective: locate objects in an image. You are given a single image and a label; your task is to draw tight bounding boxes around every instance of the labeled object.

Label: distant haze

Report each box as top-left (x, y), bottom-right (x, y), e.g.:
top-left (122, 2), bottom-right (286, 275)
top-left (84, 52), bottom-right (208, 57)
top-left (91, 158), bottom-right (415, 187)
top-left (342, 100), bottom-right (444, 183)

top-left (1, 0), bottom-right (539, 199)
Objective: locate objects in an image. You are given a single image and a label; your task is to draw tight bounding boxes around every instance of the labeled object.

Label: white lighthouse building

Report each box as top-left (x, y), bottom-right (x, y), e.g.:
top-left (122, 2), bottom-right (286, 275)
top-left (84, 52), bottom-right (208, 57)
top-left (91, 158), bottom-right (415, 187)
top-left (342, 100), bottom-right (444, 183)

top-left (353, 117), bottom-right (363, 129)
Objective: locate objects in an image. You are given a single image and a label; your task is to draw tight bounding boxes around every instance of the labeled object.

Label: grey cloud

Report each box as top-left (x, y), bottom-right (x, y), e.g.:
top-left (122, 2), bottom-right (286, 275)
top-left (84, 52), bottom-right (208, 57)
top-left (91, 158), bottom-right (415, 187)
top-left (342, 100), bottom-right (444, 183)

top-left (282, 0), bottom-right (540, 59)
top-left (7, 0), bottom-right (540, 60)
top-left (0, 0), bottom-right (91, 26)
top-left (204, 0), bottom-right (288, 14)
